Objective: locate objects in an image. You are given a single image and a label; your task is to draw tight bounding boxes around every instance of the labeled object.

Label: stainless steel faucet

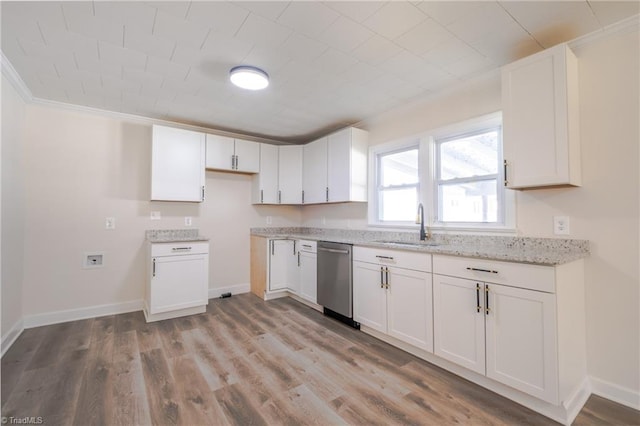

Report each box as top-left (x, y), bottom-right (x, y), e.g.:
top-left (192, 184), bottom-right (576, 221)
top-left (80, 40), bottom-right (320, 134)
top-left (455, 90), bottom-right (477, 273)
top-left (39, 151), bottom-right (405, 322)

top-left (416, 203), bottom-right (428, 241)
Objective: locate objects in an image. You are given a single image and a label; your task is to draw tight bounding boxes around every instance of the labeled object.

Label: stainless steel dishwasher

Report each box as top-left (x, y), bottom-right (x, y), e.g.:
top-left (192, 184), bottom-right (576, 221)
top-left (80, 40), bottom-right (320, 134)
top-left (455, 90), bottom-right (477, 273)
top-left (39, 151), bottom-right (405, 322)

top-left (317, 241), bottom-right (360, 328)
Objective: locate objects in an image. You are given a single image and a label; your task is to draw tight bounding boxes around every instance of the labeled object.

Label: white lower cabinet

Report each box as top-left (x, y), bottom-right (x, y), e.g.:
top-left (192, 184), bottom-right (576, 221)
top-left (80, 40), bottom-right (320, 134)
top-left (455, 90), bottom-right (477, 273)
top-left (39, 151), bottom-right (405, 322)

top-left (146, 242), bottom-right (209, 322)
top-left (268, 239), bottom-right (297, 292)
top-left (353, 247), bottom-right (433, 352)
top-left (297, 241), bottom-right (317, 304)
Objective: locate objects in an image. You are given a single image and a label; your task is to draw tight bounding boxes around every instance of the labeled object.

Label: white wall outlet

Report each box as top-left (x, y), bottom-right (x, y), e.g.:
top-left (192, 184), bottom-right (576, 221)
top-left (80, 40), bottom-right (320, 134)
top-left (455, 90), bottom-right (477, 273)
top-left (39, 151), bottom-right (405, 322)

top-left (105, 217), bottom-right (116, 230)
top-left (83, 252), bottom-right (105, 269)
top-left (266, 216), bottom-right (272, 225)
top-left (184, 216), bottom-right (192, 226)
top-left (150, 211), bottom-right (161, 220)
top-left (553, 216), bottom-right (570, 235)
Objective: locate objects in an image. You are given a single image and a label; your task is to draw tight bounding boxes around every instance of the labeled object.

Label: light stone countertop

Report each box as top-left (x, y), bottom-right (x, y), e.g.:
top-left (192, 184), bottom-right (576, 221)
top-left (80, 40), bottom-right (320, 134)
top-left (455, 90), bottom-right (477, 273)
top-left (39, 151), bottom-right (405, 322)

top-left (250, 227), bottom-right (589, 266)
top-left (146, 229), bottom-right (209, 243)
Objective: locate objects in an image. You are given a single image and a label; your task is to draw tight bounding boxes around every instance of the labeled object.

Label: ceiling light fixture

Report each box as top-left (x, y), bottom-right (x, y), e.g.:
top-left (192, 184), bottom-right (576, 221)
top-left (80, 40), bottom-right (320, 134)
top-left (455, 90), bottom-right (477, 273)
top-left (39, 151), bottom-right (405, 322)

top-left (229, 65), bottom-right (269, 90)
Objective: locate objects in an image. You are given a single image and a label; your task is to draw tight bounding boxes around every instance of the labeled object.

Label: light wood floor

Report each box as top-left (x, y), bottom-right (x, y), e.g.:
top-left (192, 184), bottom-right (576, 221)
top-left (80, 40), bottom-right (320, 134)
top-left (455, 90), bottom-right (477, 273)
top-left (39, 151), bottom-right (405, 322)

top-left (2, 294), bottom-right (638, 425)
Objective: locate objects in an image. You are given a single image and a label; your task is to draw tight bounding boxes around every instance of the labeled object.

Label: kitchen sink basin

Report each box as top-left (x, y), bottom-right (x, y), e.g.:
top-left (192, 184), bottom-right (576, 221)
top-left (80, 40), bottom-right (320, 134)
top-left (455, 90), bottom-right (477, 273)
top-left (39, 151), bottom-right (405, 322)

top-left (373, 240), bottom-right (440, 247)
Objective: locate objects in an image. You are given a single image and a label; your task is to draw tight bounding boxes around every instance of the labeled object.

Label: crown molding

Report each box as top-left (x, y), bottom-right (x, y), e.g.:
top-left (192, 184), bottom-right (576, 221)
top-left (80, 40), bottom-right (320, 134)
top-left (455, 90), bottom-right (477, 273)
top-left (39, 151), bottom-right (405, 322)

top-left (1, 50), bottom-right (33, 102)
top-left (569, 14), bottom-right (639, 49)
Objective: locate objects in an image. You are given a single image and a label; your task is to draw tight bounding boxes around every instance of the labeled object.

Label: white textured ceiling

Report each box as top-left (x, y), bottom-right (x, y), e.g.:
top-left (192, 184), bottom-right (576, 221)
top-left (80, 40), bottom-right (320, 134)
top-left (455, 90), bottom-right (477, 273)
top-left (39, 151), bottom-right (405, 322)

top-left (2, 1), bottom-right (638, 143)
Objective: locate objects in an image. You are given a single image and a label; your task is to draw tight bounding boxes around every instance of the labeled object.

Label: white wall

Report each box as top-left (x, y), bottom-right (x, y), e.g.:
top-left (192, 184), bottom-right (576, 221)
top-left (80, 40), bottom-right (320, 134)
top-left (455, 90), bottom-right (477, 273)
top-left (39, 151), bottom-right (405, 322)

top-left (19, 105), bottom-right (300, 318)
top-left (1, 75), bottom-right (26, 342)
top-left (303, 27), bottom-right (640, 403)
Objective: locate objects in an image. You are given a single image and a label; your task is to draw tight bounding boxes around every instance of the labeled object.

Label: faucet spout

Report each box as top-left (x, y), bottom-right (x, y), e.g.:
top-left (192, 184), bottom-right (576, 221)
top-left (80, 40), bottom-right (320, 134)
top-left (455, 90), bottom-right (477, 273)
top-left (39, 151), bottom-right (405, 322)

top-left (417, 203), bottom-right (427, 241)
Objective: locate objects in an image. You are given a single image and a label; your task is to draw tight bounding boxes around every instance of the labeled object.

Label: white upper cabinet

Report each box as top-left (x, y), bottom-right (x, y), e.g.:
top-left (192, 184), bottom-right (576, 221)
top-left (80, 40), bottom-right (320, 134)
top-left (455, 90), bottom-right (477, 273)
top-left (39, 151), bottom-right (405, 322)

top-left (327, 127), bottom-right (368, 202)
top-left (303, 137), bottom-right (328, 204)
top-left (278, 145), bottom-right (303, 204)
top-left (206, 134), bottom-right (260, 173)
top-left (252, 143), bottom-right (279, 204)
top-left (502, 43), bottom-right (581, 189)
top-left (151, 125), bottom-right (205, 202)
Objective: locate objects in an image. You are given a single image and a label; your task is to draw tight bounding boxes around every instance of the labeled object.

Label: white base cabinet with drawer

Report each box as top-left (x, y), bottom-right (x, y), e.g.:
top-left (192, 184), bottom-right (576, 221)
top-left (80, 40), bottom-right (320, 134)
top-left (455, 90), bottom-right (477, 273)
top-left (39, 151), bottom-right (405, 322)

top-left (353, 247), bottom-right (433, 352)
top-left (145, 242), bottom-right (209, 322)
top-left (297, 240), bottom-right (317, 304)
top-left (431, 254), bottom-right (587, 425)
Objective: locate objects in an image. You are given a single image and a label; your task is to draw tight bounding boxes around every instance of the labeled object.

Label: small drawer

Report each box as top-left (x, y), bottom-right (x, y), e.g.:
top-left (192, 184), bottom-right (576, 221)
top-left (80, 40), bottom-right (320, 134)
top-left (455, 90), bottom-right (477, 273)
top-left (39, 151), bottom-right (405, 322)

top-left (151, 242), bottom-right (209, 257)
top-left (433, 254), bottom-right (555, 293)
top-left (297, 240), bottom-right (317, 253)
top-left (353, 246), bottom-right (431, 272)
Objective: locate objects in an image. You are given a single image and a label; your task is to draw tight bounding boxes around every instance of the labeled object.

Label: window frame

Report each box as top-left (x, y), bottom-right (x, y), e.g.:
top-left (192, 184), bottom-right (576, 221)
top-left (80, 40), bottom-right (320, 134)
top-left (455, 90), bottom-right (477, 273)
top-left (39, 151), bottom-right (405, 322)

top-left (368, 112), bottom-right (515, 233)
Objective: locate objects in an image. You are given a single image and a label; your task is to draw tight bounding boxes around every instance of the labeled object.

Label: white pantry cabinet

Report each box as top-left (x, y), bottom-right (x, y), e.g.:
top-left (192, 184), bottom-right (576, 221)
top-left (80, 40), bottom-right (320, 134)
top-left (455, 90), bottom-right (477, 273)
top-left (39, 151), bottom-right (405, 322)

top-left (145, 242), bottom-right (209, 322)
top-left (502, 43), bottom-right (580, 189)
top-left (303, 137), bottom-right (328, 204)
top-left (252, 144), bottom-right (279, 204)
top-left (278, 145), bottom-right (303, 204)
top-left (353, 246), bottom-right (433, 352)
top-left (151, 125), bottom-right (205, 202)
top-left (433, 254), bottom-right (586, 406)
top-left (206, 134), bottom-right (260, 173)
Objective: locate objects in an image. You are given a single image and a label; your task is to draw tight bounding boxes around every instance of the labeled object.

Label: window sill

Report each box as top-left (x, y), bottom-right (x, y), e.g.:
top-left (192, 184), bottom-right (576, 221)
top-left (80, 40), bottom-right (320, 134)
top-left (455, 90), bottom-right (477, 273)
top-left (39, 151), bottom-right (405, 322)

top-left (368, 222), bottom-right (517, 236)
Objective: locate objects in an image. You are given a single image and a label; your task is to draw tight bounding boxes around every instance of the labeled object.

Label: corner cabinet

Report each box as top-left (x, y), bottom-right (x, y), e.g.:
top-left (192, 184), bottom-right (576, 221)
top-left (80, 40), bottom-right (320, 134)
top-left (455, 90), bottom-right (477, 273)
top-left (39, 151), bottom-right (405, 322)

top-left (432, 254), bottom-right (586, 407)
top-left (302, 137), bottom-right (328, 204)
top-left (151, 125), bottom-right (205, 202)
top-left (502, 43), bottom-right (581, 189)
top-left (353, 246), bottom-right (433, 352)
top-left (252, 144), bottom-right (279, 204)
top-left (278, 146), bottom-right (303, 204)
top-left (145, 241), bottom-right (209, 322)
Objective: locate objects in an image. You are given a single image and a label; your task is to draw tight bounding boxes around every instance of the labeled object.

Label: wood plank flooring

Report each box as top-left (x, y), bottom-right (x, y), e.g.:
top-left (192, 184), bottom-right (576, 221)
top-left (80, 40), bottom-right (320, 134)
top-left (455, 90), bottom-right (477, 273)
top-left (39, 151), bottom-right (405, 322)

top-left (2, 294), bottom-right (639, 425)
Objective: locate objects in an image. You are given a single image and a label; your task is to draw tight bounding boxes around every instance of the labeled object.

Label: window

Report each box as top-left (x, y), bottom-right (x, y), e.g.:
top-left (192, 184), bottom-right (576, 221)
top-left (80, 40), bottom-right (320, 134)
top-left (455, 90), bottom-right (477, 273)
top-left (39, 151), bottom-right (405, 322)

top-left (369, 112), bottom-right (513, 231)
top-left (375, 146), bottom-right (419, 223)
top-left (435, 127), bottom-right (503, 224)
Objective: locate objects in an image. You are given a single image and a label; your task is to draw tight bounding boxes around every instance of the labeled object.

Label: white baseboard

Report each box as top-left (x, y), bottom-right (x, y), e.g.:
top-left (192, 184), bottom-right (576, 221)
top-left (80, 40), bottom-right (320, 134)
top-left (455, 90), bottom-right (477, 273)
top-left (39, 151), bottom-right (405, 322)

top-left (1, 318), bottom-right (25, 357)
top-left (22, 299), bottom-right (144, 329)
top-left (564, 377), bottom-right (592, 425)
top-left (590, 376), bottom-right (640, 411)
top-left (208, 283), bottom-right (250, 299)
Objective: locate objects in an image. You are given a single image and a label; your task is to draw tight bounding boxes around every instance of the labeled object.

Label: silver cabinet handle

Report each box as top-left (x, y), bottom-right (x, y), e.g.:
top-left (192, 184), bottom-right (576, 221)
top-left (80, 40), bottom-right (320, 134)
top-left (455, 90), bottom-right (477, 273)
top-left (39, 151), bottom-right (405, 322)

top-left (293, 240), bottom-right (297, 255)
top-left (271, 240), bottom-right (274, 255)
top-left (376, 255), bottom-right (394, 260)
top-left (380, 266), bottom-right (384, 288)
top-left (325, 187), bottom-right (329, 202)
top-left (318, 247), bottom-right (349, 254)
top-left (485, 285), bottom-right (491, 315)
top-left (302, 190), bottom-right (305, 204)
top-left (297, 252), bottom-right (300, 267)
top-left (172, 247), bottom-right (192, 251)
top-left (278, 190), bottom-right (282, 204)
top-left (466, 267), bottom-right (498, 274)
top-left (302, 244), bottom-right (312, 249)
top-left (201, 186), bottom-right (205, 201)
top-left (260, 189), bottom-right (264, 203)
top-left (385, 267), bottom-right (390, 289)
top-left (235, 155), bottom-right (239, 170)
top-left (503, 159), bottom-right (508, 186)
top-left (152, 258), bottom-right (156, 277)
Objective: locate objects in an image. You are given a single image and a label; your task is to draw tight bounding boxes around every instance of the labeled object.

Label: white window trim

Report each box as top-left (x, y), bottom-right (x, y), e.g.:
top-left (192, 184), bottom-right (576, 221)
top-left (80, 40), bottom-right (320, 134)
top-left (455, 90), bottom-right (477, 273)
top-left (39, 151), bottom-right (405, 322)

top-left (368, 112), bottom-right (516, 234)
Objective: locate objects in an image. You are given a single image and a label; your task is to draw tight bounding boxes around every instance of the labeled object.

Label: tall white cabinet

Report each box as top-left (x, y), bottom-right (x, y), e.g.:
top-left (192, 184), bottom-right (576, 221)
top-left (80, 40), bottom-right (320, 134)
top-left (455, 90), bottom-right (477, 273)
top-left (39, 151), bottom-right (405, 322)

top-left (327, 127), bottom-right (368, 202)
top-left (502, 43), bottom-right (580, 189)
top-left (302, 137), bottom-right (328, 204)
top-left (252, 144), bottom-right (279, 204)
top-left (151, 125), bottom-right (205, 202)
top-left (278, 146), bottom-right (303, 204)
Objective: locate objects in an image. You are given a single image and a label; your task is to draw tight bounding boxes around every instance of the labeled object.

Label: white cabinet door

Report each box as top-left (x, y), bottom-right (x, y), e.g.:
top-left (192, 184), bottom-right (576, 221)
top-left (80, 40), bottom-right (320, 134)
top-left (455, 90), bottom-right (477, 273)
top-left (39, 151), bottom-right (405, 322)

top-left (151, 125), bottom-right (205, 202)
top-left (234, 139), bottom-right (260, 173)
top-left (299, 251), bottom-right (317, 303)
top-left (252, 144), bottom-right (279, 204)
top-left (327, 128), bottom-right (368, 202)
top-left (150, 254), bottom-right (208, 314)
top-left (353, 261), bottom-right (387, 333)
top-left (278, 145), bottom-right (303, 204)
top-left (433, 275), bottom-right (485, 374)
top-left (269, 240), bottom-right (293, 291)
top-left (387, 267), bottom-right (433, 352)
top-left (303, 137), bottom-right (328, 204)
top-left (205, 134), bottom-right (235, 171)
top-left (485, 284), bottom-right (559, 404)
top-left (502, 44), bottom-right (580, 188)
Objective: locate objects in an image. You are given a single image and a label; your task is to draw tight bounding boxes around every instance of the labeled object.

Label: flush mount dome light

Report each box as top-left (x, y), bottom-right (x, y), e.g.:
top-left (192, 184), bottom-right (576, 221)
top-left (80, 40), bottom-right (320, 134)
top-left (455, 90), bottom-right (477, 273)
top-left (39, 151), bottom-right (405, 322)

top-left (229, 65), bottom-right (269, 90)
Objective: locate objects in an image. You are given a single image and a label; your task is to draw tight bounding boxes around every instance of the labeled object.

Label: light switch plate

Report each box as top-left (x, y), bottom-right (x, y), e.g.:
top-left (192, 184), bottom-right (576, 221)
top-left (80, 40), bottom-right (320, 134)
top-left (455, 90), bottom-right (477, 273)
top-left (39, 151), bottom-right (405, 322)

top-left (553, 216), bottom-right (570, 235)
top-left (150, 211), bottom-right (161, 220)
top-left (105, 217), bottom-right (115, 230)
top-left (184, 216), bottom-right (192, 226)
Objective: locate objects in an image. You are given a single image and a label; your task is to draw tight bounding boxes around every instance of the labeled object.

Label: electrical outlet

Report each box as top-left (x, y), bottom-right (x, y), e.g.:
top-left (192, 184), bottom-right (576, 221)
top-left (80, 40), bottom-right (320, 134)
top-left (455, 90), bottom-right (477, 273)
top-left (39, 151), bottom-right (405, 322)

top-left (150, 211), bottom-right (161, 220)
top-left (105, 217), bottom-right (116, 230)
top-left (83, 252), bottom-right (105, 269)
top-left (184, 216), bottom-right (192, 226)
top-left (553, 216), bottom-right (570, 235)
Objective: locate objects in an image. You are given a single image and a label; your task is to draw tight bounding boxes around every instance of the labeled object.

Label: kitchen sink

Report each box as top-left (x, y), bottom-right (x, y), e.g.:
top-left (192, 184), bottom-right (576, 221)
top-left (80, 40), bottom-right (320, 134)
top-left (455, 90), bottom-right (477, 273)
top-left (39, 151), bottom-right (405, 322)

top-left (373, 240), bottom-right (440, 247)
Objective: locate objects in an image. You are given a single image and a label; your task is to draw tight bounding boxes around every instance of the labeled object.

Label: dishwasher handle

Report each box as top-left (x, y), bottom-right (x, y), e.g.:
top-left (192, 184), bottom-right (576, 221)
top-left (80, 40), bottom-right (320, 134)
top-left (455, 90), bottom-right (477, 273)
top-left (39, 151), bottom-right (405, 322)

top-left (318, 247), bottom-right (350, 255)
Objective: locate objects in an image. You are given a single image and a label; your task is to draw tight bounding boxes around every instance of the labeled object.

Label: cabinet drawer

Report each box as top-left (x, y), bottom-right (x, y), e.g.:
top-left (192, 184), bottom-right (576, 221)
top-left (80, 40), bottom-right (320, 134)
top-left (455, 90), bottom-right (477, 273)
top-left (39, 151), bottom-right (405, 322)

top-left (151, 242), bottom-right (209, 257)
top-left (354, 246), bottom-right (431, 272)
top-left (433, 255), bottom-right (554, 293)
top-left (297, 240), bottom-right (317, 253)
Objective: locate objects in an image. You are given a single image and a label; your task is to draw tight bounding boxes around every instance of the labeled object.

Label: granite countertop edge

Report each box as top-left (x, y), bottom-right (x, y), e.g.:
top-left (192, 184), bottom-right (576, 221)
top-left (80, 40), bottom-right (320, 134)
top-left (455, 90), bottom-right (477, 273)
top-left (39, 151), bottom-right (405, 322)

top-left (250, 228), bottom-right (590, 266)
top-left (145, 229), bottom-right (209, 243)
